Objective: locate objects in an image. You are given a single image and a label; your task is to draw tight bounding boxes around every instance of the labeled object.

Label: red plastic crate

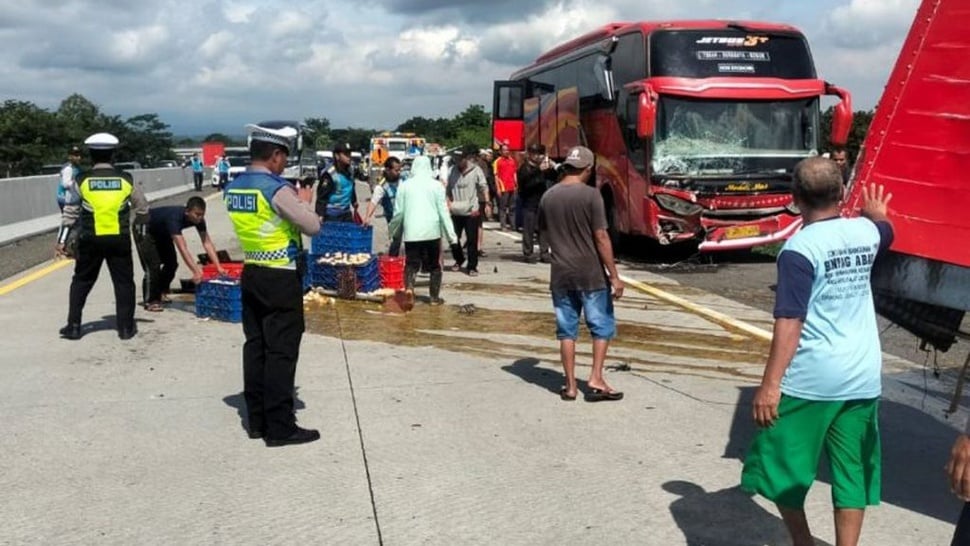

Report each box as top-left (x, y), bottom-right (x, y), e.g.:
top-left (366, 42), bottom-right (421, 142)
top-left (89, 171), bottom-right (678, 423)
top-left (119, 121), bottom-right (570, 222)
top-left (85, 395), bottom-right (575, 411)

top-left (379, 255), bottom-right (405, 290)
top-left (202, 262), bottom-right (244, 281)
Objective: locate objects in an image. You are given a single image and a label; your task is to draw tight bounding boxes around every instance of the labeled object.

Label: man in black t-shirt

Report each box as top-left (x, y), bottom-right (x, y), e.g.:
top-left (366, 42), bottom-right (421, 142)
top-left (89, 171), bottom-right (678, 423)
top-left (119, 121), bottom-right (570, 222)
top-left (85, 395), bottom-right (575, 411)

top-left (518, 143), bottom-right (557, 263)
top-left (134, 196), bottom-right (225, 311)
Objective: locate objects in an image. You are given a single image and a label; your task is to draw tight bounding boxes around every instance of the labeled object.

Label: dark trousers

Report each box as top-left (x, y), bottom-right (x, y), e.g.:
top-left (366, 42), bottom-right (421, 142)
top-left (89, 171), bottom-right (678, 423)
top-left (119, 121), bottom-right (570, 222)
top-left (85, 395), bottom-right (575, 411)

top-left (498, 192), bottom-right (515, 229)
top-left (218, 173), bottom-right (228, 189)
top-left (241, 265), bottom-right (305, 439)
top-left (193, 172), bottom-right (203, 191)
top-left (134, 232), bottom-right (178, 303)
top-left (405, 240), bottom-right (443, 299)
top-left (325, 210), bottom-right (354, 223)
top-left (68, 235), bottom-right (136, 331)
top-left (521, 207), bottom-right (548, 258)
top-left (450, 215), bottom-right (480, 271)
top-left (953, 503), bottom-right (970, 545)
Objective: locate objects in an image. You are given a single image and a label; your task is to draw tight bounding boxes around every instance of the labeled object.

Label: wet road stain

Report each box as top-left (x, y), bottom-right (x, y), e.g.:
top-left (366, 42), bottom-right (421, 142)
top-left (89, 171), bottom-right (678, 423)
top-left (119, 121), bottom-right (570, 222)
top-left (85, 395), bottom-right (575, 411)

top-left (305, 292), bottom-right (769, 381)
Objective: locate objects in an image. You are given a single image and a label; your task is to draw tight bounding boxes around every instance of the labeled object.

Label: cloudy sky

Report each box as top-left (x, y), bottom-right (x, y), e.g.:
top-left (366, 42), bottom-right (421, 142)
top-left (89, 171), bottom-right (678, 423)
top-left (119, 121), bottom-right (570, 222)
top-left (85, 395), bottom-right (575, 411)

top-left (0, 0), bottom-right (920, 135)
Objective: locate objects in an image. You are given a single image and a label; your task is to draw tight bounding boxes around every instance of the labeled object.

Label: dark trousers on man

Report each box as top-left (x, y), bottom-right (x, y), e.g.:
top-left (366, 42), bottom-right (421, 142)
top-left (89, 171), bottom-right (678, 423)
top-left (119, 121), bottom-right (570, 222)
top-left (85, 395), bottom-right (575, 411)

top-left (953, 503), bottom-right (970, 545)
top-left (521, 207), bottom-right (549, 261)
top-left (388, 234), bottom-right (403, 257)
top-left (498, 192), bottom-right (515, 230)
top-left (218, 173), bottom-right (229, 189)
top-left (450, 215), bottom-right (480, 272)
top-left (67, 235), bottom-right (136, 332)
top-left (405, 239), bottom-right (443, 300)
top-left (193, 172), bottom-right (203, 191)
top-left (134, 232), bottom-right (178, 304)
top-left (241, 265), bottom-right (305, 439)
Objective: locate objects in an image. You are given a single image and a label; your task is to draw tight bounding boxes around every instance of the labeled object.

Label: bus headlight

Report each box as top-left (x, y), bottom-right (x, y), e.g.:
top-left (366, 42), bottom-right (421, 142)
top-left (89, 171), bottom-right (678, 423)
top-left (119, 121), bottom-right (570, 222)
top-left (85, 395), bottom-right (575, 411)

top-left (655, 193), bottom-right (704, 216)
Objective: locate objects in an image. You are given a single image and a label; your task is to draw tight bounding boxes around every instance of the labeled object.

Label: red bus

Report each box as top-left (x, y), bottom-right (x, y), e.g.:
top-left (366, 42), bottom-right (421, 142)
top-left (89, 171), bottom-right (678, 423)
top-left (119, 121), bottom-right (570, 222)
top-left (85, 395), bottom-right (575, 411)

top-left (492, 20), bottom-right (853, 251)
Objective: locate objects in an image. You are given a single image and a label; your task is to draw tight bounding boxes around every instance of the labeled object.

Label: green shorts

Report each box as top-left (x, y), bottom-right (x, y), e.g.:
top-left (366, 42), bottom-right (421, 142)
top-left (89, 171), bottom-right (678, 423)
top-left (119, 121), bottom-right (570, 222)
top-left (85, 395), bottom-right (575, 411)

top-left (740, 394), bottom-right (881, 509)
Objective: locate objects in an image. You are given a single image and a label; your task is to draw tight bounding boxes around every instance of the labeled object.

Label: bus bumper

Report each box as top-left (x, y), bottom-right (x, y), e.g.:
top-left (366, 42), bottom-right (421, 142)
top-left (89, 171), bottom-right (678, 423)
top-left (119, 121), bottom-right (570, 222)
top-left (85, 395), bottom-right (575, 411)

top-left (697, 214), bottom-right (802, 252)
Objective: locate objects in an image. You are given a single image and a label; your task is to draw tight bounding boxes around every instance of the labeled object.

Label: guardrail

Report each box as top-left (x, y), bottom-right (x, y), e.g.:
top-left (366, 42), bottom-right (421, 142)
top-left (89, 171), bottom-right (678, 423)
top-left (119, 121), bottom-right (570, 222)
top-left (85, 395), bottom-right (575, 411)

top-left (0, 167), bottom-right (197, 246)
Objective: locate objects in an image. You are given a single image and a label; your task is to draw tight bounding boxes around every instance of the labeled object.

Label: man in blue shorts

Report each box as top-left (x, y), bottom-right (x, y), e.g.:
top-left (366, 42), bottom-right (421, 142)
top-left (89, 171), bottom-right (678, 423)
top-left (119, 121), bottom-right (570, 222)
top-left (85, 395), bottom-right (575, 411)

top-left (538, 145), bottom-right (624, 402)
top-left (741, 157), bottom-right (894, 546)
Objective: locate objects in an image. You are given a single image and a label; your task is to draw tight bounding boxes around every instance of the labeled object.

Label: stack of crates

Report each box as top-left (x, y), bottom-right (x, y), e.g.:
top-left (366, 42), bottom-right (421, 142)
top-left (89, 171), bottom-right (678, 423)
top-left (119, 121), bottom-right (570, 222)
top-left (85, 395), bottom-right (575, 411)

top-left (306, 222), bottom-right (380, 295)
top-left (201, 262), bottom-right (244, 281)
top-left (379, 255), bottom-right (405, 290)
top-left (311, 222), bottom-right (373, 255)
top-left (195, 279), bottom-right (242, 323)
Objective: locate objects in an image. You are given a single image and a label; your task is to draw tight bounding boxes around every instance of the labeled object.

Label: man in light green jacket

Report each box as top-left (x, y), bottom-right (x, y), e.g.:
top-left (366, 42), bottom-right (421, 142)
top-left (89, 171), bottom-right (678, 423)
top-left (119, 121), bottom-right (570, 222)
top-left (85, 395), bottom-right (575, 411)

top-left (389, 156), bottom-right (458, 305)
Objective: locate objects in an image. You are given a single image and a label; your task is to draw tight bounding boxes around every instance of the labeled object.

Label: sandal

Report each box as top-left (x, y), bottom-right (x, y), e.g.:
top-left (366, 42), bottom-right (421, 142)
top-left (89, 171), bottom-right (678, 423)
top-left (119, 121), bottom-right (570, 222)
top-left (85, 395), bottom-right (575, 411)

top-left (468, 270), bottom-right (479, 277)
top-left (585, 388), bottom-right (623, 402)
top-left (560, 387), bottom-right (577, 401)
top-left (145, 302), bottom-right (165, 312)
top-left (448, 263), bottom-right (462, 272)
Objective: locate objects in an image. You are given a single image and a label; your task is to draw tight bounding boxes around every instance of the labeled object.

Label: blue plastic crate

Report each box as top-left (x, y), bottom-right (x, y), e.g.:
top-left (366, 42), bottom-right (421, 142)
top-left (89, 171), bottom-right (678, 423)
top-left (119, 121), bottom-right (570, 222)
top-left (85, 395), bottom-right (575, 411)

top-left (312, 222), bottom-right (373, 255)
top-left (195, 280), bottom-right (242, 322)
top-left (306, 256), bottom-right (380, 293)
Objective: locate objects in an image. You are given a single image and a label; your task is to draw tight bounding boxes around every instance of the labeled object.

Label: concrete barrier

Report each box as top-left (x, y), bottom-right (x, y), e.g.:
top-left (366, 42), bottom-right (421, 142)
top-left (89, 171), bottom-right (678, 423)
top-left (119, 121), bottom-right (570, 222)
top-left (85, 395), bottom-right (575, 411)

top-left (0, 168), bottom-right (196, 246)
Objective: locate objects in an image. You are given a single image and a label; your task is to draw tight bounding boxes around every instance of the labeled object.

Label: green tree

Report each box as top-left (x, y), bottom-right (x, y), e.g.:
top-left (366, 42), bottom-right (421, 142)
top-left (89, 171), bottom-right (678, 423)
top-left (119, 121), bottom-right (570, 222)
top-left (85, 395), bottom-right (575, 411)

top-left (0, 100), bottom-right (63, 176)
top-left (303, 117), bottom-right (331, 150)
top-left (123, 113), bottom-right (175, 166)
top-left (56, 93), bottom-right (102, 147)
top-left (820, 107), bottom-right (874, 161)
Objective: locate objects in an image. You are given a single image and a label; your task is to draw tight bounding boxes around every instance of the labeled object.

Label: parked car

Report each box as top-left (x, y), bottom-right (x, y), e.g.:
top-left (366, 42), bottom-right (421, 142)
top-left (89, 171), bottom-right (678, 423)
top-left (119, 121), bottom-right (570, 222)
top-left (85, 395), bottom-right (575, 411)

top-left (39, 164), bottom-right (63, 175)
top-left (114, 161), bottom-right (142, 172)
top-left (157, 160), bottom-right (179, 168)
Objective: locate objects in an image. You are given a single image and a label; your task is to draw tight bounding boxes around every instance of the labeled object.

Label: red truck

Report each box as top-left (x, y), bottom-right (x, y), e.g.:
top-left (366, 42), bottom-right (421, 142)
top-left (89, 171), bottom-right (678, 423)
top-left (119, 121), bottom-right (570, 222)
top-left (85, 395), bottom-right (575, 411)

top-left (845, 0), bottom-right (970, 359)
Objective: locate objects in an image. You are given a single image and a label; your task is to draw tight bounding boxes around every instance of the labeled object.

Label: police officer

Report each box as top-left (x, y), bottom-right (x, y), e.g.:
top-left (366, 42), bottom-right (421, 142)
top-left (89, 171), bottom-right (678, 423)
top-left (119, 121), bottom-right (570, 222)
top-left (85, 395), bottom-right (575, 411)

top-left (226, 122), bottom-right (323, 447)
top-left (56, 133), bottom-right (150, 340)
top-left (315, 142), bottom-right (367, 222)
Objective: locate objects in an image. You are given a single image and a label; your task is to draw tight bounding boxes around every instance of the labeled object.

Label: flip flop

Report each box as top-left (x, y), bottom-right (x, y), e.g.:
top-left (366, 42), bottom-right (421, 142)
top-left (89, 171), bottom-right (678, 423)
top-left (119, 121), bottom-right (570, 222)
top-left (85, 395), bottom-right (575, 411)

top-left (560, 387), bottom-right (577, 401)
top-left (145, 302), bottom-right (164, 312)
top-left (585, 388), bottom-right (623, 402)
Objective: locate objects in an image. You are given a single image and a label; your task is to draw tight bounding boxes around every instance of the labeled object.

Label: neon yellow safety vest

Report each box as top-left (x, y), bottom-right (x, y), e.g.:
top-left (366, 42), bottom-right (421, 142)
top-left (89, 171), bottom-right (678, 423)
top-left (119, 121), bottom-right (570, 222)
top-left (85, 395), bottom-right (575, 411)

top-left (77, 168), bottom-right (134, 237)
top-left (225, 171), bottom-right (301, 268)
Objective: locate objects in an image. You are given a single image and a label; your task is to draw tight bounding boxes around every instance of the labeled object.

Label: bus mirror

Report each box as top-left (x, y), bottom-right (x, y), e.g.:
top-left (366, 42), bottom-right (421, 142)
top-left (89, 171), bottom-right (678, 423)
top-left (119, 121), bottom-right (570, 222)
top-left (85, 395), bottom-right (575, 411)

top-left (594, 54), bottom-right (616, 101)
top-left (825, 83), bottom-right (853, 146)
top-left (637, 92), bottom-right (656, 139)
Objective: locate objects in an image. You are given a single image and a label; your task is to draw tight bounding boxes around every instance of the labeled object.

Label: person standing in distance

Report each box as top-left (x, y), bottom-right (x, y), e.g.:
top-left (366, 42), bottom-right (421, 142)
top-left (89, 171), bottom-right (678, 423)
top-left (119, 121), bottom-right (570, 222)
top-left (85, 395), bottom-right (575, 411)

top-left (316, 142), bottom-right (366, 223)
top-left (190, 153), bottom-right (204, 192)
top-left (539, 146), bottom-right (624, 402)
top-left (56, 133), bottom-right (149, 341)
top-left (225, 122), bottom-right (323, 447)
top-left (57, 145), bottom-right (82, 212)
top-left (362, 156), bottom-right (405, 256)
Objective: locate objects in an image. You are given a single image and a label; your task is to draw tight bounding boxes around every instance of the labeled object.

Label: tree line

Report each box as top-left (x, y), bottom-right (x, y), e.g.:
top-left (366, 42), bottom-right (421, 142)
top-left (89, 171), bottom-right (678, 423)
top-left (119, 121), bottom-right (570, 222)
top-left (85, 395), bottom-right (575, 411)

top-left (1, 93), bottom-right (873, 178)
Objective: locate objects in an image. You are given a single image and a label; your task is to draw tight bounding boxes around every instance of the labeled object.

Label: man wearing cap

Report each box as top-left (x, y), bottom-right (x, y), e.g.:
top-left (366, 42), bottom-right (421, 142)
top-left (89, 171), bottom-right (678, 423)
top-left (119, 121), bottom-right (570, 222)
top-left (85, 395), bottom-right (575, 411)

top-left (56, 133), bottom-right (150, 341)
top-left (315, 142), bottom-right (366, 223)
top-left (57, 145), bottom-right (82, 212)
top-left (446, 144), bottom-right (490, 276)
top-left (539, 145), bottom-right (624, 402)
top-left (190, 153), bottom-right (204, 191)
top-left (225, 122), bottom-right (323, 447)
top-left (518, 143), bottom-right (557, 263)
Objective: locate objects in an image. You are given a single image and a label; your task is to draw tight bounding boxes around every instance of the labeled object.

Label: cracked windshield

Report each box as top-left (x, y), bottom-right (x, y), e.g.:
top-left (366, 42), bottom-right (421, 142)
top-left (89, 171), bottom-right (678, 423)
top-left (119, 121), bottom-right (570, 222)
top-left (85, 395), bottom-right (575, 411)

top-left (652, 97), bottom-right (819, 176)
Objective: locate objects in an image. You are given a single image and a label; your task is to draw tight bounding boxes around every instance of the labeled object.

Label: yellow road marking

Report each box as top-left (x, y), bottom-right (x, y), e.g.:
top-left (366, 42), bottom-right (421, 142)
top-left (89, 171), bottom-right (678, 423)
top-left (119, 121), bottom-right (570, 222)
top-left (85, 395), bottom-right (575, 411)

top-left (619, 275), bottom-right (772, 342)
top-left (486, 227), bottom-right (772, 341)
top-left (0, 259), bottom-right (74, 296)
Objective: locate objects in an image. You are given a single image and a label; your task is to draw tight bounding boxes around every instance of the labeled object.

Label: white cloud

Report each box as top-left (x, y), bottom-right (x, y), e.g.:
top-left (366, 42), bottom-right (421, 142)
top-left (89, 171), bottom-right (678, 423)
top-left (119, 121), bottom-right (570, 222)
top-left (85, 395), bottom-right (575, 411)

top-left (0, 0), bottom-right (925, 135)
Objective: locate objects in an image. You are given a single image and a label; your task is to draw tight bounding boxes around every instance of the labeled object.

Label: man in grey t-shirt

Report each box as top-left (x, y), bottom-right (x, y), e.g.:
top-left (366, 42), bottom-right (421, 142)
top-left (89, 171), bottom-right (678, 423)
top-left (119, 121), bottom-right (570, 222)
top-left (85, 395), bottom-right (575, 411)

top-left (538, 146), bottom-right (624, 402)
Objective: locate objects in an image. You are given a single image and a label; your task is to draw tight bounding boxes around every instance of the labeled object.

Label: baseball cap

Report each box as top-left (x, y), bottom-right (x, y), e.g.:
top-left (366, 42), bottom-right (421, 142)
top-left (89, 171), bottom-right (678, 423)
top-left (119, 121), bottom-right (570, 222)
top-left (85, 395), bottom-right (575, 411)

top-left (563, 146), bottom-right (594, 169)
top-left (68, 145), bottom-right (82, 155)
top-left (527, 143), bottom-right (546, 154)
top-left (332, 142), bottom-right (353, 155)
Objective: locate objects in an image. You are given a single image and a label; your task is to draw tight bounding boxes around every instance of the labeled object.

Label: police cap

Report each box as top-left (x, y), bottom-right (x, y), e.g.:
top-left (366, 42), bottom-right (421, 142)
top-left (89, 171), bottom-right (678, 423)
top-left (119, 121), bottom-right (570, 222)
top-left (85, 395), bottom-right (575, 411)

top-left (84, 133), bottom-right (119, 150)
top-left (246, 123), bottom-right (298, 153)
top-left (332, 142), bottom-right (353, 155)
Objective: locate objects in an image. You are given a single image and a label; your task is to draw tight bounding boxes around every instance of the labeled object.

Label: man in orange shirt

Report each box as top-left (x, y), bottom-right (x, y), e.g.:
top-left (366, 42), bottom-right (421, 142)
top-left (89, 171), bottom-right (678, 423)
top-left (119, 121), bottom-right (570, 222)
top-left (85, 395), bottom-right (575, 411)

top-left (493, 143), bottom-right (518, 230)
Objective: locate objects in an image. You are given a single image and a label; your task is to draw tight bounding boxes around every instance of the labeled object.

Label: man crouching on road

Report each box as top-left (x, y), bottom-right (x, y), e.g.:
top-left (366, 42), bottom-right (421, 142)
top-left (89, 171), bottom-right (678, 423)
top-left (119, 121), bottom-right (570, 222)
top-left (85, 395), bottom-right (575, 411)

top-left (134, 196), bottom-right (225, 311)
top-left (538, 146), bottom-right (624, 402)
top-left (740, 157), bottom-right (894, 546)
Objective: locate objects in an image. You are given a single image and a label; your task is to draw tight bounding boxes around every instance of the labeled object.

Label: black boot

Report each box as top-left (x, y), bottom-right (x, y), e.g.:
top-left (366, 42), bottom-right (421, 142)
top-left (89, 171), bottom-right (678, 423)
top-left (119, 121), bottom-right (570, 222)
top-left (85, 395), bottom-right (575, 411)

top-left (405, 264), bottom-right (418, 291)
top-left (429, 271), bottom-right (444, 305)
top-left (59, 322), bottom-right (82, 340)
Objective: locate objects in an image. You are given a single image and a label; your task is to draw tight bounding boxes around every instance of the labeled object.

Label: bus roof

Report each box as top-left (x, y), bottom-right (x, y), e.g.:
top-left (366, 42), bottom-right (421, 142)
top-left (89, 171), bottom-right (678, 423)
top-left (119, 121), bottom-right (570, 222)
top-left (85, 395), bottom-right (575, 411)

top-left (527, 20), bottom-right (803, 69)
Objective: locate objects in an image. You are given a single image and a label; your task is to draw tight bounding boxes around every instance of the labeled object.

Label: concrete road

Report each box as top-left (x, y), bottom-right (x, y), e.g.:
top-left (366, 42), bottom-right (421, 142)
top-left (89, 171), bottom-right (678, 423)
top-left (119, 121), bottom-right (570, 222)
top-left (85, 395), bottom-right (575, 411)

top-left (0, 186), bottom-right (964, 545)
